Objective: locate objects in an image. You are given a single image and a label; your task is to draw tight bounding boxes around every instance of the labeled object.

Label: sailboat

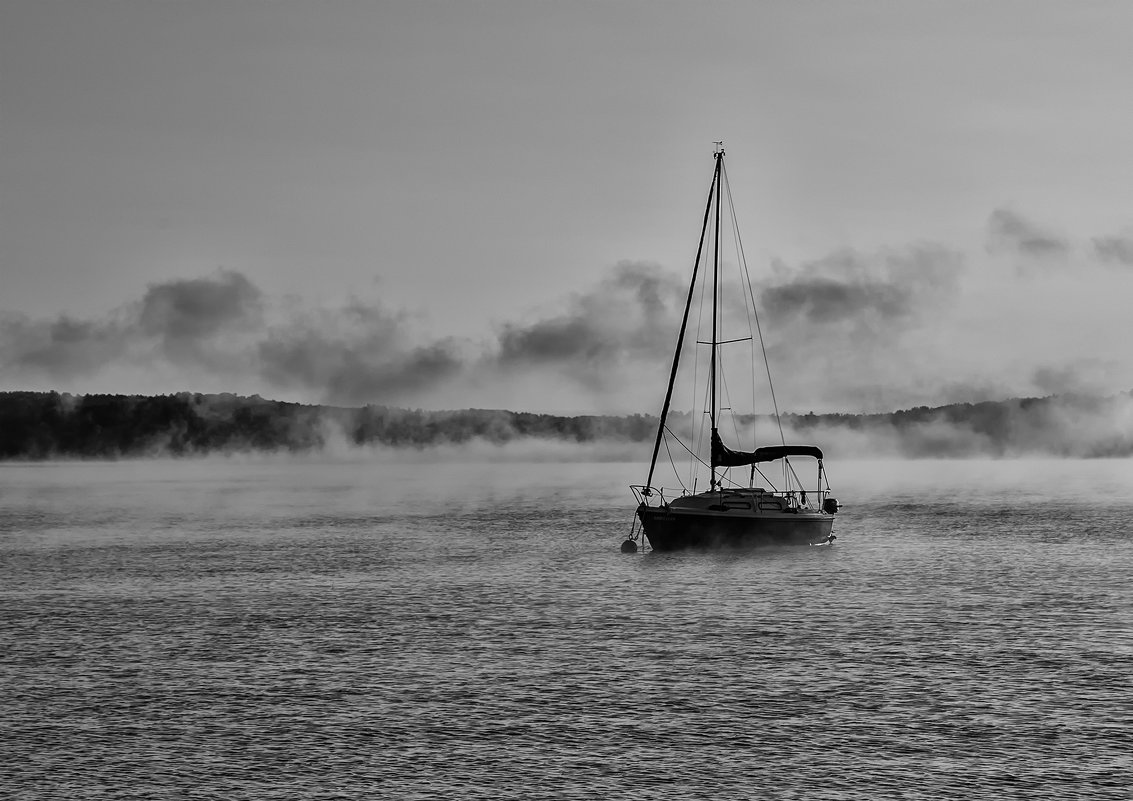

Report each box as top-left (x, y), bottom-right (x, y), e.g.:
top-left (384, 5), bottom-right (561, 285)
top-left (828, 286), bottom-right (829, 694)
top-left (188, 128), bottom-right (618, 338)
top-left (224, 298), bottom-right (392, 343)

top-left (628, 145), bottom-right (839, 551)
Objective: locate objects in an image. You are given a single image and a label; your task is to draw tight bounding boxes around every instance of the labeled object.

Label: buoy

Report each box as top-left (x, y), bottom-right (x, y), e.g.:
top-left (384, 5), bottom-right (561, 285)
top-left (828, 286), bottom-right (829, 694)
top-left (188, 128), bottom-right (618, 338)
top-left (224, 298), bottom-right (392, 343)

top-left (620, 539), bottom-right (638, 554)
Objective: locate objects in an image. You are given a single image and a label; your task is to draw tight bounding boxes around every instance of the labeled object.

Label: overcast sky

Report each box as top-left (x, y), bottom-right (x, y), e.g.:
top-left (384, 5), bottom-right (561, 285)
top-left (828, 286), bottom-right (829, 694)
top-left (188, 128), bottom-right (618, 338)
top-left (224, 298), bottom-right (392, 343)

top-left (3, 1), bottom-right (1132, 414)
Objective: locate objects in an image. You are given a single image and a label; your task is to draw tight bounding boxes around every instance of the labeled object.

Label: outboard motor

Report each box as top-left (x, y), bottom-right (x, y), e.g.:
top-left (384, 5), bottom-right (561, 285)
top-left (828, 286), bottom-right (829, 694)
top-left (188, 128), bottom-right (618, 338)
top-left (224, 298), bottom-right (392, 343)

top-left (822, 497), bottom-right (840, 515)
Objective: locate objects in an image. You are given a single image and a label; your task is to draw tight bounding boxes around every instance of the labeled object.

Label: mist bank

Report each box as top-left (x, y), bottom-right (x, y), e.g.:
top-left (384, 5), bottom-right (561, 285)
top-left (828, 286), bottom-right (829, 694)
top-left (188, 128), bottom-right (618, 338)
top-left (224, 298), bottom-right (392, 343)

top-left (1, 390), bottom-right (1131, 461)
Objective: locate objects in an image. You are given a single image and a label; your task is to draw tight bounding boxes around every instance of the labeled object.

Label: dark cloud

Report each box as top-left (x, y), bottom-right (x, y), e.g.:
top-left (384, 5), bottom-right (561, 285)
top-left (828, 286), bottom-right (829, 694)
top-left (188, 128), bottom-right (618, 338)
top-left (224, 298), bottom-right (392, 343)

top-left (138, 270), bottom-right (262, 369)
top-left (484, 246), bottom-right (968, 412)
top-left (499, 317), bottom-right (611, 364)
top-left (761, 277), bottom-right (910, 324)
top-left (139, 269), bottom-right (261, 340)
top-left (495, 261), bottom-right (684, 382)
top-left (258, 302), bottom-right (462, 405)
top-left (0, 270), bottom-right (461, 405)
top-left (744, 246), bottom-right (966, 412)
top-left (1, 270), bottom-right (266, 384)
top-left (987, 208), bottom-right (1069, 258)
top-left (0, 226), bottom-right (1123, 414)
top-left (2, 314), bottom-right (128, 378)
top-left (759, 246), bottom-right (960, 330)
top-left (1092, 235), bottom-right (1133, 266)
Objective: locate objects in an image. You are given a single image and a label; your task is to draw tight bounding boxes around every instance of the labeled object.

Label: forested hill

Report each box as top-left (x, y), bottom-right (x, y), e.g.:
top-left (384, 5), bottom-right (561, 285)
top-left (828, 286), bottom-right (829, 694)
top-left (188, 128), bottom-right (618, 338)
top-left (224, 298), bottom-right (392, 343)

top-left (1, 390), bottom-right (1131, 459)
top-left (0, 392), bottom-right (656, 459)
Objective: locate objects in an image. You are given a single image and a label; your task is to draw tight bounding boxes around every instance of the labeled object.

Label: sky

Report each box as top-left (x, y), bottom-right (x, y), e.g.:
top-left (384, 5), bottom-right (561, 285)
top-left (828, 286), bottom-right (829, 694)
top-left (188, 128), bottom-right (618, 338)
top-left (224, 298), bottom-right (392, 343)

top-left (3, 0), bottom-right (1133, 414)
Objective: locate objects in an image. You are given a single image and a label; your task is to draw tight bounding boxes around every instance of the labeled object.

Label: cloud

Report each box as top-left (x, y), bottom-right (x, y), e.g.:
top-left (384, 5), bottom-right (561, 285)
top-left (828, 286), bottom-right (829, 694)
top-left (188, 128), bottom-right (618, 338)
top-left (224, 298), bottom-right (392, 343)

top-left (2, 207), bottom-right (1130, 414)
top-left (484, 246), bottom-right (964, 412)
top-left (932, 378), bottom-right (1018, 407)
top-left (761, 245), bottom-right (960, 327)
top-left (1, 314), bottom-right (129, 378)
top-left (133, 269), bottom-right (265, 376)
top-left (1092, 235), bottom-right (1133, 266)
top-left (494, 261), bottom-right (684, 388)
top-left (257, 300), bottom-right (463, 405)
top-left (761, 277), bottom-right (909, 324)
top-left (138, 269), bottom-right (262, 342)
top-left (472, 244), bottom-right (976, 414)
top-left (987, 208), bottom-right (1069, 258)
top-left (0, 270), bottom-right (461, 405)
top-left (744, 246), bottom-right (966, 410)
top-left (0, 269), bottom-right (265, 384)
top-left (1031, 361), bottom-right (1119, 396)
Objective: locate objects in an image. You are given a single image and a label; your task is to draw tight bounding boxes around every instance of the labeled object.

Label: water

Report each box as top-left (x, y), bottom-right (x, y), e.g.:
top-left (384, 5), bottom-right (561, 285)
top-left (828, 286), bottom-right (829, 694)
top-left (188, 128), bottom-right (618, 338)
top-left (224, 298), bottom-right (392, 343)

top-left (2, 457), bottom-right (1131, 799)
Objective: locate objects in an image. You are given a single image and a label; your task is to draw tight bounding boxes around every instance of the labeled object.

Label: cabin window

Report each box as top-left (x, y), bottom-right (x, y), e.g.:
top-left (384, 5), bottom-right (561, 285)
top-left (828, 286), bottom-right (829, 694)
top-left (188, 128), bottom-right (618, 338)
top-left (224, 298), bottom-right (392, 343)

top-left (758, 501), bottom-right (783, 511)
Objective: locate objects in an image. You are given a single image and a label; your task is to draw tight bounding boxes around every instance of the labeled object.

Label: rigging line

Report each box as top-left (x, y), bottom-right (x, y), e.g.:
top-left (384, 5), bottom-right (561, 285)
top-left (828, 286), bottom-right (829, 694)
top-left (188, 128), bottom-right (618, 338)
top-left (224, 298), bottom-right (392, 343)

top-left (718, 360), bottom-right (744, 456)
top-left (753, 464), bottom-right (779, 493)
top-left (721, 160), bottom-right (788, 449)
top-left (721, 162), bottom-right (759, 452)
top-left (684, 224), bottom-right (711, 489)
top-left (688, 190), bottom-right (715, 490)
top-left (665, 425), bottom-right (712, 472)
top-left (693, 369), bottom-right (712, 490)
top-left (662, 435), bottom-right (688, 494)
top-left (644, 156), bottom-right (719, 492)
top-left (691, 214), bottom-right (711, 489)
top-left (785, 458), bottom-right (805, 491)
top-left (718, 469), bottom-right (748, 489)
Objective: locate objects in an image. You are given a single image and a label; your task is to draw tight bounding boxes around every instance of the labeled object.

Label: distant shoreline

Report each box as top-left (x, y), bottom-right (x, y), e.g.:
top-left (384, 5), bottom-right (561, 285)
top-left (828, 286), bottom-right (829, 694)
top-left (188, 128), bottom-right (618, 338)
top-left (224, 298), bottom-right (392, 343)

top-left (2, 390), bottom-right (1131, 460)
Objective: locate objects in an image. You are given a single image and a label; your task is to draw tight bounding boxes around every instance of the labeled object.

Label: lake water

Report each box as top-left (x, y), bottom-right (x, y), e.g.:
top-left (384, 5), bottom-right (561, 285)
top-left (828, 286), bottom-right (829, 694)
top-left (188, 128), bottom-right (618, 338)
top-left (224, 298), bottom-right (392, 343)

top-left (2, 457), bottom-right (1131, 799)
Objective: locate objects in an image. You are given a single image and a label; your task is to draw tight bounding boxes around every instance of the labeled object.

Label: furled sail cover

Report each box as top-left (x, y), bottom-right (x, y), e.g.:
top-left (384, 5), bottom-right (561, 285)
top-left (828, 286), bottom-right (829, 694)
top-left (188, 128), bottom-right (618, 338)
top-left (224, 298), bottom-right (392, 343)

top-left (711, 429), bottom-right (823, 468)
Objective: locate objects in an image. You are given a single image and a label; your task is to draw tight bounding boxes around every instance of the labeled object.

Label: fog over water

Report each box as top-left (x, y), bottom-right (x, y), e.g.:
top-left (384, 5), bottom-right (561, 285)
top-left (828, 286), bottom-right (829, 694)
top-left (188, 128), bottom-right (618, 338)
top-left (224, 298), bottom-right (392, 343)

top-left (3, 386), bottom-right (1131, 463)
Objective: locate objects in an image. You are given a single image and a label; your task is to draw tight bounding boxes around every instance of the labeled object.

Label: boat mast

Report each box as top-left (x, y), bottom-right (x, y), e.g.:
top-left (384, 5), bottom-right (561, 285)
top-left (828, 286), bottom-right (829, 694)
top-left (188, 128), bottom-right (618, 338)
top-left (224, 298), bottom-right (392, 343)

top-left (643, 148), bottom-right (722, 494)
top-left (709, 145), bottom-right (723, 490)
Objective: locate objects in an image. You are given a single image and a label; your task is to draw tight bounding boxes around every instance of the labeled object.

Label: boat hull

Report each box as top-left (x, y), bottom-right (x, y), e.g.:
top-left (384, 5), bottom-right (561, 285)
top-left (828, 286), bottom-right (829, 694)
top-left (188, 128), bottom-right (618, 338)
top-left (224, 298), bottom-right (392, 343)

top-left (637, 504), bottom-right (834, 551)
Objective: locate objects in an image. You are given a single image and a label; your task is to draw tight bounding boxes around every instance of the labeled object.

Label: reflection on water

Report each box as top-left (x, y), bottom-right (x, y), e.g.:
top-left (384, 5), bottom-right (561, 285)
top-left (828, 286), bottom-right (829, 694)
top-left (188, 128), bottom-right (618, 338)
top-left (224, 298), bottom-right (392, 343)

top-left (2, 459), bottom-right (1131, 798)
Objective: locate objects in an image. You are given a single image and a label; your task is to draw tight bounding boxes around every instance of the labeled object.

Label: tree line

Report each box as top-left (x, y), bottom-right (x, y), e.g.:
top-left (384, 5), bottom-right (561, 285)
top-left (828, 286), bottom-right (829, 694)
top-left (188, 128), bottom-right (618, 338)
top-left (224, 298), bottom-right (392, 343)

top-left (0, 390), bottom-right (1130, 459)
top-left (0, 392), bottom-right (657, 459)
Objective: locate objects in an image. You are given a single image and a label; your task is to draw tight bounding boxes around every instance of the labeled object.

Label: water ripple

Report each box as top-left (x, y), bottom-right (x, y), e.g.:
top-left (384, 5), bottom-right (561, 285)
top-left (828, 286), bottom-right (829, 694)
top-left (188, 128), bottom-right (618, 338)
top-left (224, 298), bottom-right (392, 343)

top-left (1, 460), bottom-right (1131, 799)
